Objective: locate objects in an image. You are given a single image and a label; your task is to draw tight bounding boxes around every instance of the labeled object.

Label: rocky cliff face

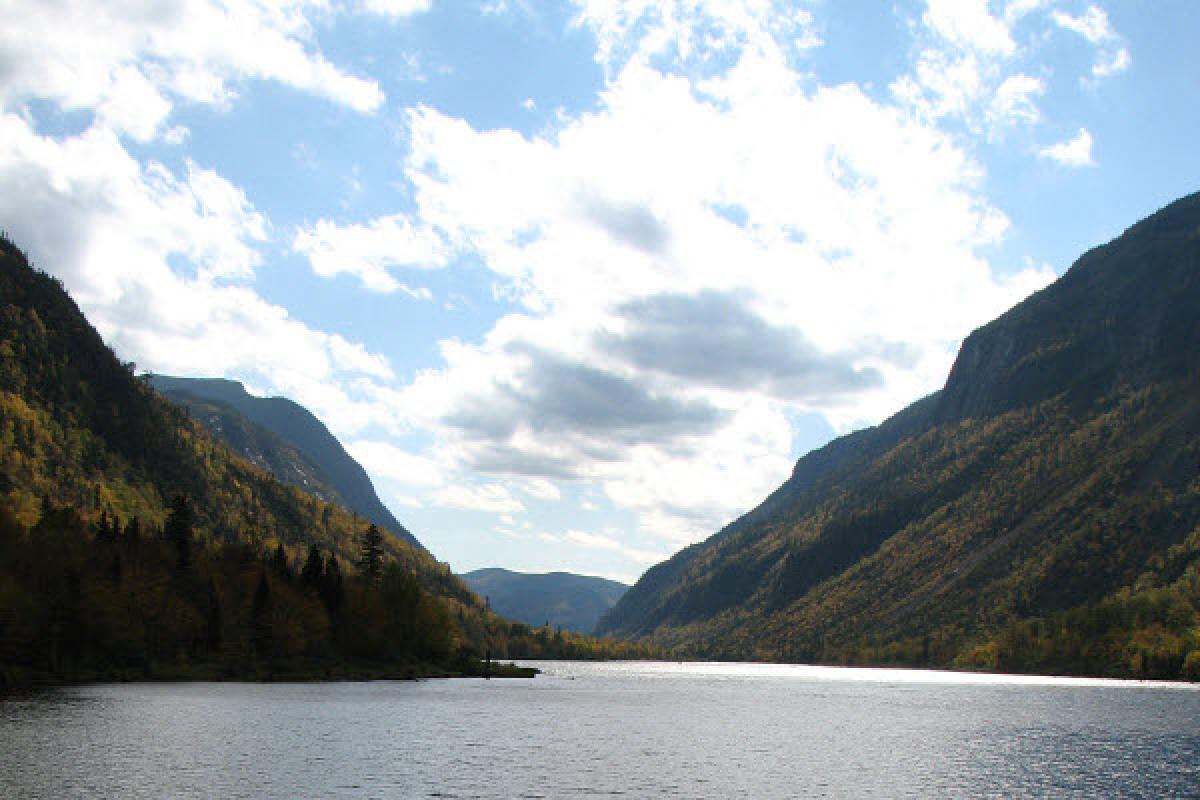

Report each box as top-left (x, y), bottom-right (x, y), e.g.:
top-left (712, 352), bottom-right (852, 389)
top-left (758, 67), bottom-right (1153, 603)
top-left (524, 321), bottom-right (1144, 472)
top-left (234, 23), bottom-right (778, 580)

top-left (937, 191), bottom-right (1200, 422)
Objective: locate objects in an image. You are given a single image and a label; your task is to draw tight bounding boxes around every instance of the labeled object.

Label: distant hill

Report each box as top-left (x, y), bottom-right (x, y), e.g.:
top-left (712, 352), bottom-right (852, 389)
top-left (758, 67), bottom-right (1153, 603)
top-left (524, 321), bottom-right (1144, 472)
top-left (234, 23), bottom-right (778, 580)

top-left (463, 568), bottom-right (628, 633)
top-left (149, 375), bottom-right (424, 553)
top-left (597, 191), bottom-right (1200, 681)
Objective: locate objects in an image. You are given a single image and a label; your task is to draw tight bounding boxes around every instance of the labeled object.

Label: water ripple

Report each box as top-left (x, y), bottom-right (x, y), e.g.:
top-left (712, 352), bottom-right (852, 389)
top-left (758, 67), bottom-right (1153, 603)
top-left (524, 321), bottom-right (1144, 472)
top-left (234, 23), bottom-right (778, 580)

top-left (1, 664), bottom-right (1197, 798)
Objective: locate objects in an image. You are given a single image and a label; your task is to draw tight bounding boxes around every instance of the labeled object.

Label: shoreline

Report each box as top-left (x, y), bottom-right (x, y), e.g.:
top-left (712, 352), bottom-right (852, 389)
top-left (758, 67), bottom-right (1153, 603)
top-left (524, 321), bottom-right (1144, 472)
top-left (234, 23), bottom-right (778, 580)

top-left (0, 659), bottom-right (539, 692)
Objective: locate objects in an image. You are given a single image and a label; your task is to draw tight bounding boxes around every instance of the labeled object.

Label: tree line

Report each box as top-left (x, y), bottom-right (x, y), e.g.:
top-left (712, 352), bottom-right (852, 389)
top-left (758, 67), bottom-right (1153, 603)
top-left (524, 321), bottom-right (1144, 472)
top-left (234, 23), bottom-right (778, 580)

top-left (0, 497), bottom-right (478, 685)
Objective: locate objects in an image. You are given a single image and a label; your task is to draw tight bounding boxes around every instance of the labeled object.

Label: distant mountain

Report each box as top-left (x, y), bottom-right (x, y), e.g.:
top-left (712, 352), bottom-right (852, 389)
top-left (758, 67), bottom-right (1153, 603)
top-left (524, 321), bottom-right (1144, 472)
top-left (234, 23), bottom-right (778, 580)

top-left (149, 375), bottom-right (424, 552)
top-left (597, 191), bottom-right (1200, 680)
top-left (463, 568), bottom-right (628, 633)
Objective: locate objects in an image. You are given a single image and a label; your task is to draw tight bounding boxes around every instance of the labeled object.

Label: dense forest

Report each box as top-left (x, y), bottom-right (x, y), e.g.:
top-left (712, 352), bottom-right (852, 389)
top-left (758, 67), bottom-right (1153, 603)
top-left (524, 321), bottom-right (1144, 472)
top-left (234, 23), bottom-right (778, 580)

top-left (598, 192), bottom-right (1200, 681)
top-left (0, 236), bottom-right (658, 686)
top-left (0, 498), bottom-right (657, 684)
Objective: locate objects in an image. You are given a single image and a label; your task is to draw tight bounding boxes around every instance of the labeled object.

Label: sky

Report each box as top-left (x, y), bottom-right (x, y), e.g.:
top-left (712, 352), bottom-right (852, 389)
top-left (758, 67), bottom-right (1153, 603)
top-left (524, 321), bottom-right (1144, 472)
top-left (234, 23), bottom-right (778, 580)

top-left (1, 0), bottom-right (1198, 584)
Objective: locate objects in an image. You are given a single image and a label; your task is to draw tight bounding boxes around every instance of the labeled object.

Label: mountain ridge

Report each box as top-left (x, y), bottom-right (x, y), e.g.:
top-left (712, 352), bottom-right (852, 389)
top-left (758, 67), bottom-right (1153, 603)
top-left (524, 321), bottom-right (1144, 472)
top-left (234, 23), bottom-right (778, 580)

top-left (149, 375), bottom-right (424, 552)
top-left (0, 235), bottom-right (663, 681)
top-left (596, 191), bottom-right (1200, 679)
top-left (0, 237), bottom-right (454, 599)
top-left (462, 568), bottom-right (628, 633)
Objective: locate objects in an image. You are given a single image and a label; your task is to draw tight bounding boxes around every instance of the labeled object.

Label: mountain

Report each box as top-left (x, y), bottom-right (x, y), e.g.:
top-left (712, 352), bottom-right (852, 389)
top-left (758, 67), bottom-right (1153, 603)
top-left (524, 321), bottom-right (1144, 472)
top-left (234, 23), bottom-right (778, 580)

top-left (597, 191), bottom-right (1200, 680)
top-left (463, 568), bottom-right (628, 633)
top-left (149, 375), bottom-right (424, 552)
top-left (0, 235), bottom-right (460, 600)
top-left (0, 236), bottom-right (660, 683)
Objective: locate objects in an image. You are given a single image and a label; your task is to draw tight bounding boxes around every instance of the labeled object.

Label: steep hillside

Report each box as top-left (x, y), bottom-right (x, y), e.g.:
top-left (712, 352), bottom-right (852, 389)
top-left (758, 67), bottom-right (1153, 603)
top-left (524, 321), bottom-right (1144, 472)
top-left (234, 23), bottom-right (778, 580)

top-left (0, 236), bottom-right (662, 683)
top-left (0, 236), bottom-right (459, 602)
top-left (150, 375), bottom-right (423, 552)
top-left (597, 192), bottom-right (1200, 680)
top-left (147, 390), bottom-right (337, 502)
top-left (463, 568), bottom-right (628, 633)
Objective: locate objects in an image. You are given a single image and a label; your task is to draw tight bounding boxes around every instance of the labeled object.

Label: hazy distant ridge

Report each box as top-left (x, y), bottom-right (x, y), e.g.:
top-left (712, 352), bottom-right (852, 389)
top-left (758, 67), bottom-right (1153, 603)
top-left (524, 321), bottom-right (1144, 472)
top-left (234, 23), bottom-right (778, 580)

top-left (463, 568), bottom-right (628, 633)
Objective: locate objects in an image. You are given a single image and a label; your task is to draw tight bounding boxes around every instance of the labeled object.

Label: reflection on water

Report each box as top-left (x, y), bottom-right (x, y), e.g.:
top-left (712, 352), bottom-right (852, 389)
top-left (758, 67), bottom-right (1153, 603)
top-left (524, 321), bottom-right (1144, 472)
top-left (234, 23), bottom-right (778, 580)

top-left (2, 661), bottom-right (1197, 798)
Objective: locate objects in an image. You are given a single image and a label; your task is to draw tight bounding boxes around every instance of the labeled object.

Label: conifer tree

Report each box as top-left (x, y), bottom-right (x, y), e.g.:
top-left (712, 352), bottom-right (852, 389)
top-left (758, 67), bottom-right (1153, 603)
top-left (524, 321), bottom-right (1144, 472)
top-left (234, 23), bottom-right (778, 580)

top-left (164, 494), bottom-right (194, 572)
top-left (359, 523), bottom-right (384, 582)
top-left (321, 556), bottom-right (344, 615)
top-left (203, 578), bottom-right (222, 653)
top-left (271, 542), bottom-right (291, 582)
top-left (300, 544), bottom-right (323, 591)
top-left (251, 569), bottom-right (272, 662)
top-left (123, 516), bottom-right (141, 544)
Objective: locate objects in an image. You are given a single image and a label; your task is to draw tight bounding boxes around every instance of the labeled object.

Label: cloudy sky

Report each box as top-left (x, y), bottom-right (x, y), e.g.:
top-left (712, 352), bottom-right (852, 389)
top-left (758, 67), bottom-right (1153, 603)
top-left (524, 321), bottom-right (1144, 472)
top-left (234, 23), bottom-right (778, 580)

top-left (2, 0), bottom-right (1197, 583)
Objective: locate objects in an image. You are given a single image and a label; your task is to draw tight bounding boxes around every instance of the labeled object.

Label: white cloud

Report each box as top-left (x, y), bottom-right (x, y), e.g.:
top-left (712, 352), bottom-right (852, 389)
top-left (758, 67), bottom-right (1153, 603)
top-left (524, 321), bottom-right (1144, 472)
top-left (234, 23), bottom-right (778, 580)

top-left (1039, 128), bottom-right (1095, 167)
top-left (1092, 47), bottom-right (1130, 78)
top-left (571, 0), bottom-right (820, 71)
top-left (1051, 5), bottom-right (1117, 44)
top-left (0, 0), bottom-right (383, 143)
top-left (293, 214), bottom-right (447, 294)
top-left (383, 18), bottom-right (1055, 544)
top-left (895, 0), bottom-right (1127, 136)
top-left (0, 113), bottom-right (403, 442)
top-left (163, 125), bottom-right (191, 146)
top-left (924, 0), bottom-right (1015, 56)
top-left (361, 0), bottom-right (433, 19)
top-left (892, 0), bottom-right (1053, 134)
top-left (95, 66), bottom-right (175, 142)
top-left (433, 483), bottom-right (526, 513)
top-left (520, 478), bottom-right (562, 501)
top-left (990, 73), bottom-right (1044, 127)
top-left (562, 530), bottom-right (668, 565)
top-left (346, 440), bottom-right (446, 486)
top-left (1052, 5), bottom-right (1131, 79)
top-left (0, 0), bottom-right (1118, 570)
top-left (1003, 0), bottom-right (1048, 24)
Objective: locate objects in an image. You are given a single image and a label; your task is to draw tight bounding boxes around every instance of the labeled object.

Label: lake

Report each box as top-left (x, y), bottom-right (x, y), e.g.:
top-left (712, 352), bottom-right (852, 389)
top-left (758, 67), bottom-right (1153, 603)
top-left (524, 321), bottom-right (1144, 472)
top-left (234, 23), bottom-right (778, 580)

top-left (2, 661), bottom-right (1198, 798)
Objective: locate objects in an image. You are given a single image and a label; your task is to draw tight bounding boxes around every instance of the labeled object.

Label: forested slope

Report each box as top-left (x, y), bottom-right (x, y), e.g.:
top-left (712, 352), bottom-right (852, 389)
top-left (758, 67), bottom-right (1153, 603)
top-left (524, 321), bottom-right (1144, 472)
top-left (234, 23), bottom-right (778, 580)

top-left (0, 237), bottom-right (452, 598)
top-left (597, 192), bottom-right (1200, 680)
top-left (150, 375), bottom-right (425, 552)
top-left (0, 237), bottom-right (656, 684)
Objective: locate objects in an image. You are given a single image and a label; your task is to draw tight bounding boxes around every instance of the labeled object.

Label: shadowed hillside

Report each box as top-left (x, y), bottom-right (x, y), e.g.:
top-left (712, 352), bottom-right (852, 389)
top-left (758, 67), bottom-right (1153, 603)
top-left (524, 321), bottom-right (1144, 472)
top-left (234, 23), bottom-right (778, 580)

top-left (150, 375), bottom-right (424, 553)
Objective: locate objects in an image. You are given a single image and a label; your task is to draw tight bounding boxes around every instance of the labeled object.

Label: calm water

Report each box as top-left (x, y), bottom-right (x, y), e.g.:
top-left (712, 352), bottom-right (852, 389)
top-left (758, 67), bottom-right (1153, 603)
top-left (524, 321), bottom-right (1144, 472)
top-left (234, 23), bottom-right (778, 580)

top-left (2, 661), bottom-right (1198, 798)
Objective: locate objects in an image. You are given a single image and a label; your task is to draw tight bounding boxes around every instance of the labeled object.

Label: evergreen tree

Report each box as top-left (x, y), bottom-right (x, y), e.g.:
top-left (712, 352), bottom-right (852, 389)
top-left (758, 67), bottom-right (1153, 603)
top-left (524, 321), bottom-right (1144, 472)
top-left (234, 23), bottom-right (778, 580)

top-left (359, 523), bottom-right (384, 582)
top-left (164, 494), bottom-right (194, 572)
top-left (203, 578), bottom-right (222, 653)
top-left (123, 516), bottom-right (141, 544)
top-left (300, 544), bottom-right (323, 591)
top-left (321, 556), bottom-right (344, 615)
top-left (270, 542), bottom-right (291, 582)
top-left (93, 509), bottom-right (116, 544)
top-left (251, 569), bottom-right (272, 662)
